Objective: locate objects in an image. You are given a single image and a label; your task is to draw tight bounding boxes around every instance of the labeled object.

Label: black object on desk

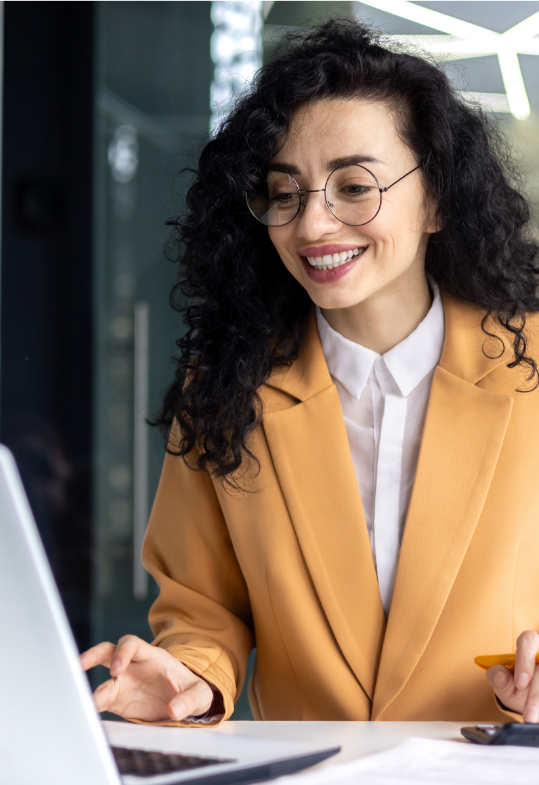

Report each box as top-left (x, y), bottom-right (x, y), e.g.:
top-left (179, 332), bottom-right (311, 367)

top-left (461, 723), bottom-right (539, 746)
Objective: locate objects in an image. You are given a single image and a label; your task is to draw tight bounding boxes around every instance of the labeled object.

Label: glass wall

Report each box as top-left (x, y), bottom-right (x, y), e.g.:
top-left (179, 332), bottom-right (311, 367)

top-left (92, 1), bottom-right (213, 645)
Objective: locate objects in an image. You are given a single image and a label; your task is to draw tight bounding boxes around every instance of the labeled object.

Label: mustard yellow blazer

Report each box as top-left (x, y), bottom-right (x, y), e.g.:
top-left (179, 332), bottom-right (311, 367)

top-left (142, 291), bottom-right (539, 725)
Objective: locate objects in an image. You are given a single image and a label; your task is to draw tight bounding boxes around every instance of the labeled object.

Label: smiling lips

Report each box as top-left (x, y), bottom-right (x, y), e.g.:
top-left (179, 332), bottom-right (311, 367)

top-left (297, 244), bottom-right (367, 284)
top-left (304, 246), bottom-right (366, 270)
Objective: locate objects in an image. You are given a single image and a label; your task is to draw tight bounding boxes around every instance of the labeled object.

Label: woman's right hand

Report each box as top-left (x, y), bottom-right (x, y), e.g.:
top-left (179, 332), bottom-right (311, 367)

top-left (80, 635), bottom-right (214, 722)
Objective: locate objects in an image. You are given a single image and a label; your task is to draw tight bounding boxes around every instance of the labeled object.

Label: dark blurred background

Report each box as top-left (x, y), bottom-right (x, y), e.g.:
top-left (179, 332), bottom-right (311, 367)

top-left (1, 0), bottom-right (538, 720)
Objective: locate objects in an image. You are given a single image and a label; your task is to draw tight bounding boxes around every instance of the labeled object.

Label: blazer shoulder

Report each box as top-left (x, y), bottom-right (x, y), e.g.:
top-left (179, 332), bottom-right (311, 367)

top-left (477, 309), bottom-right (539, 397)
top-left (441, 292), bottom-right (539, 390)
top-left (525, 309), bottom-right (539, 354)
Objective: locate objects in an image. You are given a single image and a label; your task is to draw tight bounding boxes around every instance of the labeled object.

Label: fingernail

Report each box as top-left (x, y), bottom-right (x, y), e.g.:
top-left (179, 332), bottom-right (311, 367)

top-left (171, 701), bottom-right (185, 720)
top-left (516, 673), bottom-right (530, 689)
top-left (494, 671), bottom-right (507, 688)
top-left (111, 657), bottom-right (121, 671)
top-left (526, 707), bottom-right (539, 723)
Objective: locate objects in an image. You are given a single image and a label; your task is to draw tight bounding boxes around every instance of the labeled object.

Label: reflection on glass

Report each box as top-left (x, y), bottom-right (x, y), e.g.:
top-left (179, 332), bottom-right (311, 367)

top-left (92, 3), bottom-right (213, 656)
top-left (210, 1), bottom-right (263, 132)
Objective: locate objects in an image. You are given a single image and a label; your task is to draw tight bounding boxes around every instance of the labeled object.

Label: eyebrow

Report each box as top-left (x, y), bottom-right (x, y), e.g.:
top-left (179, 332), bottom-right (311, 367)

top-left (267, 154), bottom-right (383, 175)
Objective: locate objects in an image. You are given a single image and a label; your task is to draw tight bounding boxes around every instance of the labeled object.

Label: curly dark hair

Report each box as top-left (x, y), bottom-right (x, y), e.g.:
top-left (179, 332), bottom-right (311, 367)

top-left (156, 19), bottom-right (539, 486)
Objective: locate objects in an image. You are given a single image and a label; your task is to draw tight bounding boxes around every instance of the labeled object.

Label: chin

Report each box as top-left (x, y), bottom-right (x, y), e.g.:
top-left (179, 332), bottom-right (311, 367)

top-left (308, 289), bottom-right (367, 311)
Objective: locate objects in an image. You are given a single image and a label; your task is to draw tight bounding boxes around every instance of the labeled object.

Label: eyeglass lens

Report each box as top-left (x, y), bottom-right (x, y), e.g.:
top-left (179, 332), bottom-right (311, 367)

top-left (246, 165), bottom-right (382, 227)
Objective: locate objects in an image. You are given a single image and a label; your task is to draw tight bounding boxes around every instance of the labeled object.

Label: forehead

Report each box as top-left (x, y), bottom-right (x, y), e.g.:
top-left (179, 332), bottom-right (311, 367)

top-left (272, 98), bottom-right (408, 168)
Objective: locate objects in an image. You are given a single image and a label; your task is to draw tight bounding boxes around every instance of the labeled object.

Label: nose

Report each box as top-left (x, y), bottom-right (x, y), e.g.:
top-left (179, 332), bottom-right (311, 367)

top-left (295, 189), bottom-right (341, 240)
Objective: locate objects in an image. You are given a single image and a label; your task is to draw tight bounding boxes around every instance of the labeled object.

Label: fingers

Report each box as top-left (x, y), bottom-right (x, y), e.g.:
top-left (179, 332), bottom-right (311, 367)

top-left (487, 632), bottom-right (539, 722)
top-left (80, 642), bottom-right (116, 671)
top-left (168, 679), bottom-right (214, 721)
top-left (514, 630), bottom-right (539, 690)
top-left (92, 677), bottom-right (120, 713)
top-left (487, 664), bottom-right (517, 707)
top-left (523, 665), bottom-right (539, 723)
top-left (80, 636), bottom-right (150, 677)
top-left (109, 635), bottom-right (150, 677)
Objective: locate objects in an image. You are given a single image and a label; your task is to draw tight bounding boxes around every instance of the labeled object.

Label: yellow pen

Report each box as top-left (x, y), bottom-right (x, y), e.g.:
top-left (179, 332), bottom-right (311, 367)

top-left (475, 653), bottom-right (539, 672)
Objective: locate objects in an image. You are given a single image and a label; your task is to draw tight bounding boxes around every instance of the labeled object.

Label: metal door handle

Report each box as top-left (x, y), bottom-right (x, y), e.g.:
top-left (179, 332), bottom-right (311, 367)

top-left (133, 301), bottom-right (149, 600)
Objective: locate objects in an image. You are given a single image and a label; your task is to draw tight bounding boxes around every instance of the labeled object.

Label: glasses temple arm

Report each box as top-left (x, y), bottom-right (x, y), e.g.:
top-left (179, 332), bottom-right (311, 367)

top-left (381, 164), bottom-right (422, 193)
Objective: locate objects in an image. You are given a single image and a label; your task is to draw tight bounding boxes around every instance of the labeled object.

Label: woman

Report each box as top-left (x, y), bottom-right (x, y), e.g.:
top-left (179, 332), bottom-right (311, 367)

top-left (82, 21), bottom-right (539, 725)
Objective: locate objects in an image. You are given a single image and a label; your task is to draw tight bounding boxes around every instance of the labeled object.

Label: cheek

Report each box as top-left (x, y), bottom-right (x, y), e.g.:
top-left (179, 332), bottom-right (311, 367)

top-left (367, 203), bottom-right (424, 253)
top-left (356, 219), bottom-right (394, 258)
top-left (386, 195), bottom-right (428, 234)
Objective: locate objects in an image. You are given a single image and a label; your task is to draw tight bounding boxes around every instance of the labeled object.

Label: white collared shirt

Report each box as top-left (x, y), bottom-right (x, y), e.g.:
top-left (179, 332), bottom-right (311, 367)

top-left (316, 285), bottom-right (445, 615)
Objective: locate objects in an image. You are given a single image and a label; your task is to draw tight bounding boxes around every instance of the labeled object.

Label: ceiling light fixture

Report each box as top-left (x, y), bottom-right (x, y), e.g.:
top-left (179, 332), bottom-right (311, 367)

top-left (358, 1), bottom-right (539, 120)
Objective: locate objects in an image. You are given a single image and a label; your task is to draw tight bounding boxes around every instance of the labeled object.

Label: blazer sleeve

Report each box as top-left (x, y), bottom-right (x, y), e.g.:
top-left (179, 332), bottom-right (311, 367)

top-left (141, 444), bottom-right (254, 726)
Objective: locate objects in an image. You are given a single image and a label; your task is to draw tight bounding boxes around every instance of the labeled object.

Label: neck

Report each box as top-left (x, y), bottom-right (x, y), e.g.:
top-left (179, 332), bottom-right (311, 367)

top-left (320, 271), bottom-right (432, 355)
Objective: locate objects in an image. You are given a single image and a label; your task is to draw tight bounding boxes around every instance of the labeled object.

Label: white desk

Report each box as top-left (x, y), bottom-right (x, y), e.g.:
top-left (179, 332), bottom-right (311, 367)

top-left (104, 719), bottom-right (474, 769)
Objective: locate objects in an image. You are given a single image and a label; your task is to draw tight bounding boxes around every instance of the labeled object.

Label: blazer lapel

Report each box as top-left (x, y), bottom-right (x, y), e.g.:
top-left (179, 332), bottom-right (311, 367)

top-left (372, 294), bottom-right (513, 719)
top-left (263, 312), bottom-right (386, 701)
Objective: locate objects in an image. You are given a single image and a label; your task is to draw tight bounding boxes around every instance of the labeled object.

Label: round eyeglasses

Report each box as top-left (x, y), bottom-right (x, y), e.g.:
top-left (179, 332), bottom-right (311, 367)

top-left (245, 163), bottom-right (421, 228)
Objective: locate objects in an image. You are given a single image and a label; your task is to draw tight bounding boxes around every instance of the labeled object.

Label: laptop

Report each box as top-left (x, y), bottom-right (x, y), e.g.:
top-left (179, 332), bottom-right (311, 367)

top-left (0, 444), bottom-right (340, 785)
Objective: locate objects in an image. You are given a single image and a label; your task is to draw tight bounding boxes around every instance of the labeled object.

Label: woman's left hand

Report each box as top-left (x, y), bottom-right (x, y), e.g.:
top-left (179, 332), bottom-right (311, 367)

top-left (486, 630), bottom-right (539, 722)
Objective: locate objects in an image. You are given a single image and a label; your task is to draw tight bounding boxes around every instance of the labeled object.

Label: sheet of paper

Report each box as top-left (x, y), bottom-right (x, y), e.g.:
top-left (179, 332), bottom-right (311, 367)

top-left (275, 737), bottom-right (539, 785)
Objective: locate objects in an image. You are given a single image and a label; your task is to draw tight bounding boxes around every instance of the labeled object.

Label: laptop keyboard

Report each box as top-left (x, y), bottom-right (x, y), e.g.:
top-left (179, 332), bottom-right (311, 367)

top-left (111, 746), bottom-right (235, 778)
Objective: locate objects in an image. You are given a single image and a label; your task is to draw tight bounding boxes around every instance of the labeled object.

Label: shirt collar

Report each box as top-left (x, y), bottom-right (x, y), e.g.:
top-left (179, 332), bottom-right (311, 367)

top-left (316, 282), bottom-right (445, 399)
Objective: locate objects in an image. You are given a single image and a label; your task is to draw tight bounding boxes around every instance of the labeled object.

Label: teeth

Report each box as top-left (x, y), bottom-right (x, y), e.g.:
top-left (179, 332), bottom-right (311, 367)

top-left (306, 247), bottom-right (365, 270)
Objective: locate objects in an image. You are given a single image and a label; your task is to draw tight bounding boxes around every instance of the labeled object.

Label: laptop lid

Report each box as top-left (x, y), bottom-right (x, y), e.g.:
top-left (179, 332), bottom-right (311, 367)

top-left (0, 444), bottom-right (120, 785)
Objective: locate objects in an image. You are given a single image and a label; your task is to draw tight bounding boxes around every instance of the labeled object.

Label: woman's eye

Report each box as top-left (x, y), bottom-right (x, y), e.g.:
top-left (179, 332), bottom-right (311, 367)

top-left (271, 191), bottom-right (296, 202)
top-left (344, 184), bottom-right (371, 195)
